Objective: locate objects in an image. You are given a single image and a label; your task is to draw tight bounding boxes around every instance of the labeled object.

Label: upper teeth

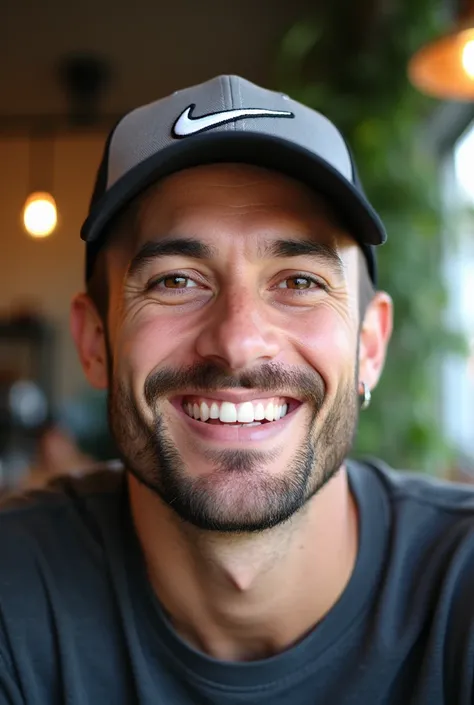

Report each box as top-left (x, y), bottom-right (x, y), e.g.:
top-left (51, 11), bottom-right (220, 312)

top-left (184, 399), bottom-right (289, 423)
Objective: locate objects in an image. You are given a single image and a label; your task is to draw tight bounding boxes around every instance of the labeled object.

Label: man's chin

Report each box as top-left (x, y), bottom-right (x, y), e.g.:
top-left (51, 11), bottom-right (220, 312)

top-left (162, 471), bottom-right (310, 534)
top-left (137, 435), bottom-right (316, 533)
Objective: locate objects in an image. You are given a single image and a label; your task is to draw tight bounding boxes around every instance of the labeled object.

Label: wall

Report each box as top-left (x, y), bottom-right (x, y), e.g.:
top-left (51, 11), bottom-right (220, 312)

top-left (2, 0), bottom-right (316, 118)
top-left (0, 132), bottom-right (107, 403)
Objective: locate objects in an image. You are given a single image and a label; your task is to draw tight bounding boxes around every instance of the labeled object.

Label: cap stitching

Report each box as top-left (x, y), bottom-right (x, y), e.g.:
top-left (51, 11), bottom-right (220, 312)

top-left (219, 77), bottom-right (227, 132)
top-left (227, 75), bottom-right (236, 132)
top-left (237, 77), bottom-right (246, 132)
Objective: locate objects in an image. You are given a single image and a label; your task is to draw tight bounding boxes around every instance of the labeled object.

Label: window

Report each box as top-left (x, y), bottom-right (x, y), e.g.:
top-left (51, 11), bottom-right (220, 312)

top-left (441, 122), bottom-right (474, 466)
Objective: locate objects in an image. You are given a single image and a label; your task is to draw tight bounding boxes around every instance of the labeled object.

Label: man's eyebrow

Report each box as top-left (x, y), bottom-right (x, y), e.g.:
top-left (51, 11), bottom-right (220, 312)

top-left (261, 239), bottom-right (345, 276)
top-left (127, 238), bottom-right (217, 278)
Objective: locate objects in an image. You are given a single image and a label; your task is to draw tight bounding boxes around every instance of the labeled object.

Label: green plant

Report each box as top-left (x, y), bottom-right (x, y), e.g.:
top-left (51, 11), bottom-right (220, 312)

top-left (276, 1), bottom-right (466, 473)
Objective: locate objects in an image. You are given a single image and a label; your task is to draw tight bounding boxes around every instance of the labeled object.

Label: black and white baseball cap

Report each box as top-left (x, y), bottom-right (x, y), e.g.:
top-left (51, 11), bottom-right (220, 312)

top-left (81, 75), bottom-right (387, 283)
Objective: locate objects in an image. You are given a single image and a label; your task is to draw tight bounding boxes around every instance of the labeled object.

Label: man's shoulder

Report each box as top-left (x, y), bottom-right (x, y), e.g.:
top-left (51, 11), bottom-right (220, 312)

top-left (0, 464), bottom-right (125, 562)
top-left (345, 459), bottom-right (474, 702)
top-left (353, 456), bottom-right (474, 518)
top-left (351, 456), bottom-right (474, 577)
top-left (0, 465), bottom-right (128, 690)
top-left (0, 462), bottom-right (124, 516)
top-left (353, 457), bottom-right (474, 597)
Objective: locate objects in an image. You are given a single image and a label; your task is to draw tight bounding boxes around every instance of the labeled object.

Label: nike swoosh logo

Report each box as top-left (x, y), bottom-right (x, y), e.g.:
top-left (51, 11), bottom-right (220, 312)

top-left (172, 104), bottom-right (294, 138)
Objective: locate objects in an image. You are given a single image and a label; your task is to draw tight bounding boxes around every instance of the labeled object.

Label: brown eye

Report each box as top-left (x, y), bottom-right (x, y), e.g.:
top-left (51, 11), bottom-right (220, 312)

top-left (154, 275), bottom-right (198, 290)
top-left (288, 277), bottom-right (311, 290)
top-left (163, 276), bottom-right (188, 288)
top-left (278, 276), bottom-right (318, 290)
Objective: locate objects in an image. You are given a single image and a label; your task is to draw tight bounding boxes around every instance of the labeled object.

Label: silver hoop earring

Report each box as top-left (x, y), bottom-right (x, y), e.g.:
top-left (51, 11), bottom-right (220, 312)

top-left (359, 381), bottom-right (371, 411)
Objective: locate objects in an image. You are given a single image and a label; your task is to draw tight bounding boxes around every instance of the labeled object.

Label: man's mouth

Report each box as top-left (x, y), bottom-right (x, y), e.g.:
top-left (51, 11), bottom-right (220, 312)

top-left (179, 396), bottom-right (296, 427)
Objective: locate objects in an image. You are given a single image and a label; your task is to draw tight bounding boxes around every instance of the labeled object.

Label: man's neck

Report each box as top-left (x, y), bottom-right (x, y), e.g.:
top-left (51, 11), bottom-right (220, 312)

top-left (128, 468), bottom-right (358, 662)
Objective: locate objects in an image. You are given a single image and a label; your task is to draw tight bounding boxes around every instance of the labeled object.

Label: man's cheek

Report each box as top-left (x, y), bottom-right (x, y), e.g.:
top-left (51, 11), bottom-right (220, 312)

top-left (121, 314), bottom-right (194, 370)
top-left (295, 309), bottom-right (354, 364)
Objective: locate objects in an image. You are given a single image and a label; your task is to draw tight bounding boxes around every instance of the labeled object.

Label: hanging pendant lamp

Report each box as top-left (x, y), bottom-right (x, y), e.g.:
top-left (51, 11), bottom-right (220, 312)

top-left (408, 0), bottom-right (474, 100)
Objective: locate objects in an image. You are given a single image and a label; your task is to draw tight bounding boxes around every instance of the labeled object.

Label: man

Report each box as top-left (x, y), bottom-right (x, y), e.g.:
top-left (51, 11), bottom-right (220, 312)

top-left (0, 75), bottom-right (473, 705)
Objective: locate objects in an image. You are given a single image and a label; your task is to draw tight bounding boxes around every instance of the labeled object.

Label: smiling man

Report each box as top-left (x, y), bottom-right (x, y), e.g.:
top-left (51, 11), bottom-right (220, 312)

top-left (1, 76), bottom-right (474, 705)
top-left (92, 165), bottom-right (380, 538)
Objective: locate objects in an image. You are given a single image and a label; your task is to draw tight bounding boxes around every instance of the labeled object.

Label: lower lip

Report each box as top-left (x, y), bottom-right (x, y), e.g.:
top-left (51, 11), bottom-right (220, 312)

top-left (169, 399), bottom-right (302, 443)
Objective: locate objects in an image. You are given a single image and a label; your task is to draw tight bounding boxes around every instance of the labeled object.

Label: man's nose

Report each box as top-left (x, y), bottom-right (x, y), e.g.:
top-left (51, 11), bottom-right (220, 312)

top-left (194, 288), bottom-right (281, 372)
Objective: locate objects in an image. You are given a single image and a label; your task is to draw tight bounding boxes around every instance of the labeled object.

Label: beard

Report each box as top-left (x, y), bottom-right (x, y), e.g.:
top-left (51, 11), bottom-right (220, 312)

top-left (108, 361), bottom-right (359, 534)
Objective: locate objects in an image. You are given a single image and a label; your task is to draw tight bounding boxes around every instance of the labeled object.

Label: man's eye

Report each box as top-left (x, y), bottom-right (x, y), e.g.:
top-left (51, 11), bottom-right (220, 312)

top-left (154, 275), bottom-right (198, 290)
top-left (277, 276), bottom-right (321, 290)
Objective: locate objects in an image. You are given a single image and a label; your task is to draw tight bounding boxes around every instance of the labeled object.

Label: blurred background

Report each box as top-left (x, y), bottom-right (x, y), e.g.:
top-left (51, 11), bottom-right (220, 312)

top-left (1, 0), bottom-right (474, 490)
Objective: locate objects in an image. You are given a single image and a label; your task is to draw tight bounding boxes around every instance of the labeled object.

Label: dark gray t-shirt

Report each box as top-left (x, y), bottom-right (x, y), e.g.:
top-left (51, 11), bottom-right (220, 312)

top-left (0, 459), bottom-right (473, 704)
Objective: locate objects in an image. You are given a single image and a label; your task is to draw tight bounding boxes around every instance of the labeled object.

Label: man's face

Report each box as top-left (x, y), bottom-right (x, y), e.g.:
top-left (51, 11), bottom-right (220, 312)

top-left (101, 164), bottom-right (365, 532)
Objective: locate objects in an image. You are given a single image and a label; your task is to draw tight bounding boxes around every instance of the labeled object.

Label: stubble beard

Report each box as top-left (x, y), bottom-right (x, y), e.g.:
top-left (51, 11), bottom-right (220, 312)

top-left (108, 362), bottom-right (359, 534)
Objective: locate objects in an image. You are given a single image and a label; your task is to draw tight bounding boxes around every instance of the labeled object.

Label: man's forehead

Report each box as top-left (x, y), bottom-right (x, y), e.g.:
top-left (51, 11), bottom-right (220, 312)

top-left (135, 164), bottom-right (345, 225)
top-left (131, 166), bottom-right (349, 242)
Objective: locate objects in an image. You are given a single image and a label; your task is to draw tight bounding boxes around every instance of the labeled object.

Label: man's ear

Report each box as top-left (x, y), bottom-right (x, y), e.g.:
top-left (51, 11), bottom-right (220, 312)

top-left (358, 291), bottom-right (393, 392)
top-left (70, 293), bottom-right (109, 389)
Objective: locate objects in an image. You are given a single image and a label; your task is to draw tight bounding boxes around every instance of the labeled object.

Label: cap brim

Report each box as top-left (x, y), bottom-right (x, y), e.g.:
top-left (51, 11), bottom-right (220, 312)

top-left (82, 130), bottom-right (386, 251)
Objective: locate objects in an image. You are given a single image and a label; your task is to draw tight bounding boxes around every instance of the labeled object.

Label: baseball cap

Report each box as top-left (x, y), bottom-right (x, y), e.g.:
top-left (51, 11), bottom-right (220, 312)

top-left (81, 75), bottom-right (387, 283)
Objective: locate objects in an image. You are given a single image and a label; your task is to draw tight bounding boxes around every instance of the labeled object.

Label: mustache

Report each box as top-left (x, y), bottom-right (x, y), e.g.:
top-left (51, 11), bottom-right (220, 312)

top-left (144, 362), bottom-right (325, 409)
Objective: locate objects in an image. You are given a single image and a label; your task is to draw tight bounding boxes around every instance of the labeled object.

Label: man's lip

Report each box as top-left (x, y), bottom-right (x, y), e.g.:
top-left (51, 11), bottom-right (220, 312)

top-left (169, 390), bottom-right (302, 404)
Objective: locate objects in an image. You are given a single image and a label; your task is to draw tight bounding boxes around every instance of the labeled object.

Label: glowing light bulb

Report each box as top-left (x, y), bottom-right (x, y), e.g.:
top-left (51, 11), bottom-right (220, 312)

top-left (462, 38), bottom-right (474, 79)
top-left (23, 192), bottom-right (58, 237)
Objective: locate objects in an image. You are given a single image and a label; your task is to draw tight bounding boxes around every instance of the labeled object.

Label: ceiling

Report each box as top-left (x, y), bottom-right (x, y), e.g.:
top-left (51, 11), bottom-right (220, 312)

top-left (1, 0), bottom-right (317, 120)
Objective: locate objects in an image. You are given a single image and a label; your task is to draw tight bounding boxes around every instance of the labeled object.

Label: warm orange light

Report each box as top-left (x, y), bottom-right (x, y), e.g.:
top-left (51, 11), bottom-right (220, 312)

top-left (23, 192), bottom-right (57, 238)
top-left (408, 26), bottom-right (474, 100)
top-left (462, 37), bottom-right (474, 78)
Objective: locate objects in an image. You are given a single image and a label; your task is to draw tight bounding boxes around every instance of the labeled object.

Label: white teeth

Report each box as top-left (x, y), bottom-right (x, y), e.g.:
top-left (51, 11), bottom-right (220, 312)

top-left (219, 401), bottom-right (237, 423)
top-left (237, 401), bottom-right (254, 423)
top-left (184, 398), bottom-right (291, 423)
top-left (242, 421), bottom-right (262, 427)
top-left (264, 402), bottom-right (275, 422)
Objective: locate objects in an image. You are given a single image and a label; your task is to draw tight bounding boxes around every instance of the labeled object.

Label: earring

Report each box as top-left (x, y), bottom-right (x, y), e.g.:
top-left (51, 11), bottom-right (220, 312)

top-left (359, 381), bottom-right (371, 411)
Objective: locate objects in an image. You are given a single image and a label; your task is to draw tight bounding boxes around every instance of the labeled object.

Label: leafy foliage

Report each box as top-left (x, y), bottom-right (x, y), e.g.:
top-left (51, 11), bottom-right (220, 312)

top-left (276, 1), bottom-right (466, 472)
